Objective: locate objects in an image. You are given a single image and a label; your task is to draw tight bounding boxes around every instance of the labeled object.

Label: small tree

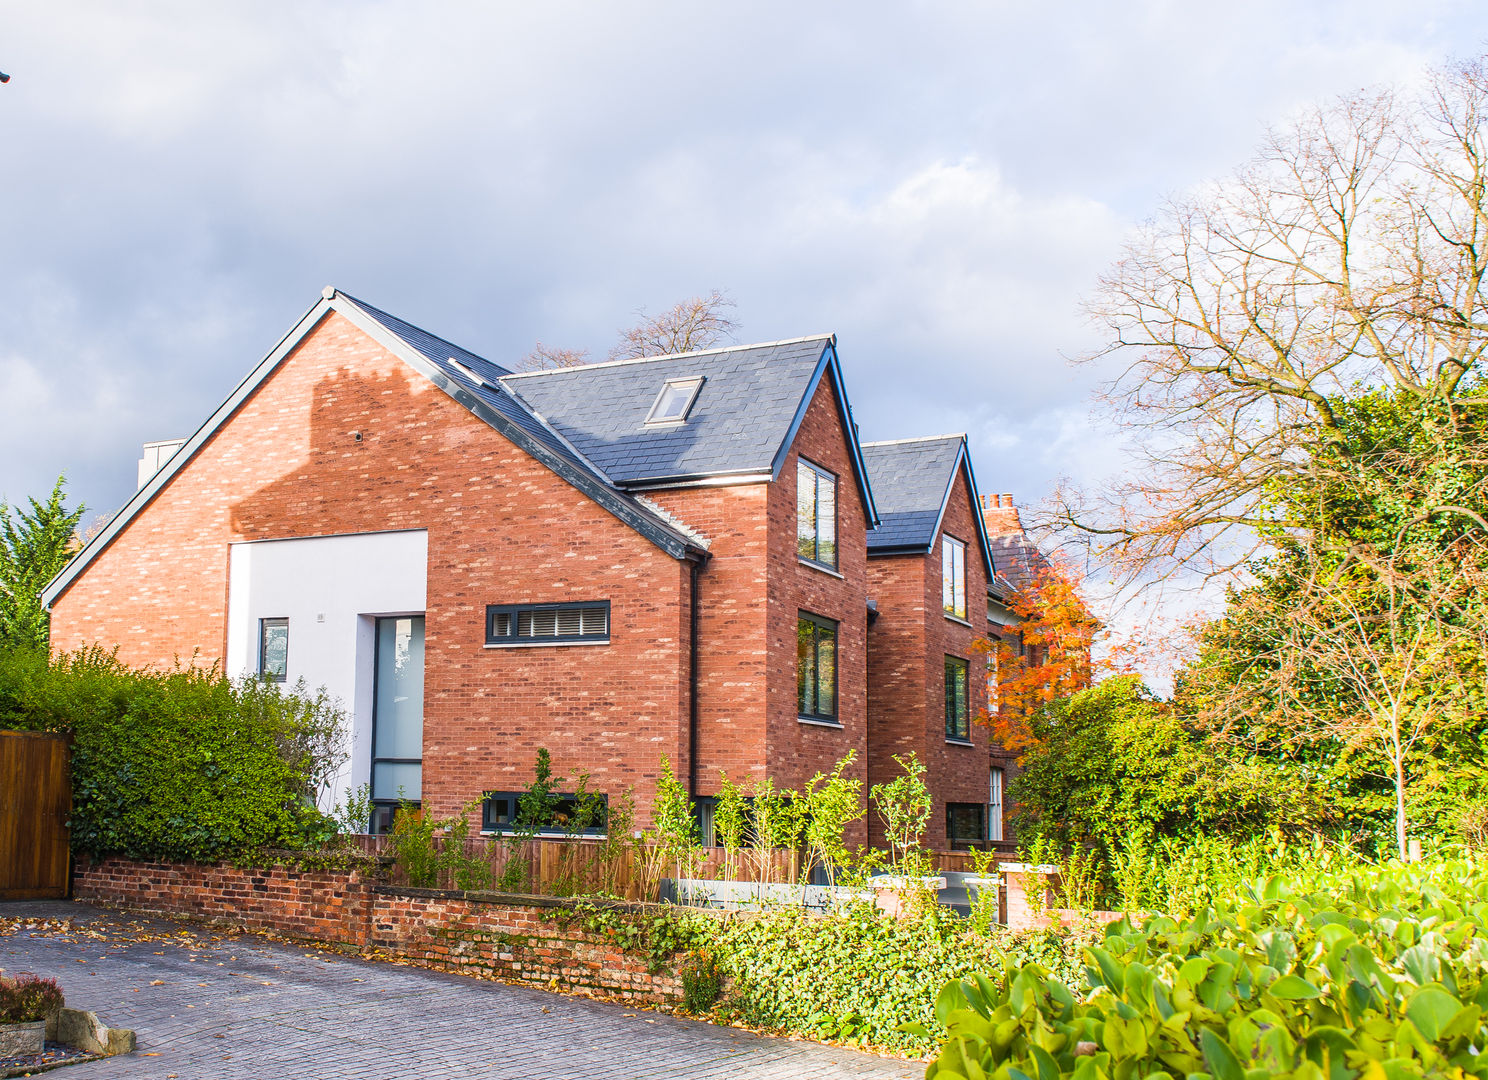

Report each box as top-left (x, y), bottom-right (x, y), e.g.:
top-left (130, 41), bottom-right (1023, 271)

top-left (870, 752), bottom-right (931, 872)
top-left (748, 777), bottom-right (802, 884)
top-left (651, 754), bottom-right (699, 890)
top-left (799, 751), bottom-right (865, 887)
top-left (714, 771), bottom-right (748, 882)
top-left (0, 476), bottom-right (85, 651)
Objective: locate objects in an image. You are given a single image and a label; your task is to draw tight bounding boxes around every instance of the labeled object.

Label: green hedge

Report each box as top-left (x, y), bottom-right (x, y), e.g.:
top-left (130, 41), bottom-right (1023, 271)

top-left (923, 856), bottom-right (1488, 1079)
top-left (0, 646), bottom-right (345, 861)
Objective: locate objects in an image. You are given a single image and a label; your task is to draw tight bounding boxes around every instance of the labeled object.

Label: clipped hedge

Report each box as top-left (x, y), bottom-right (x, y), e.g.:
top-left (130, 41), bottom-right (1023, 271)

top-left (709, 904), bottom-right (1093, 1054)
top-left (923, 857), bottom-right (1488, 1079)
top-left (0, 646), bottom-right (345, 861)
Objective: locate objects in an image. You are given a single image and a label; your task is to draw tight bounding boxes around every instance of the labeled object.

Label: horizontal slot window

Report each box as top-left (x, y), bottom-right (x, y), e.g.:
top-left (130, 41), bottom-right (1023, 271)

top-left (487, 601), bottom-right (610, 645)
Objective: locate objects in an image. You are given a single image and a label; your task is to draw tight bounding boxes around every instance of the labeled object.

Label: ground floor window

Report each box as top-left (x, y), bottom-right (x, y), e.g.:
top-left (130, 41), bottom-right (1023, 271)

top-left (258, 617), bottom-right (288, 683)
top-left (481, 791), bottom-right (609, 836)
top-left (946, 802), bottom-right (986, 850)
top-left (370, 615), bottom-right (424, 833)
top-left (989, 767), bottom-right (1005, 842)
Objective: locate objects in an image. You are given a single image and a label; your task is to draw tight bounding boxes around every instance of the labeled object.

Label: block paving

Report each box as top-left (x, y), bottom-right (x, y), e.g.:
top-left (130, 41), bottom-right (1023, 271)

top-left (0, 901), bottom-right (920, 1080)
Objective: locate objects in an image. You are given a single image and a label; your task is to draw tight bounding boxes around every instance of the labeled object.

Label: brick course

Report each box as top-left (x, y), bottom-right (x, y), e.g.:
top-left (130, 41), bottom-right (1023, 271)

top-left (73, 856), bottom-right (686, 1003)
top-left (866, 464), bottom-right (991, 849)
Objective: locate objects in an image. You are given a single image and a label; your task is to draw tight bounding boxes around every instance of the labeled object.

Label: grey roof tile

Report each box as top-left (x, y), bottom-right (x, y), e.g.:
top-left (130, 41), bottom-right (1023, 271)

top-left (861, 436), bottom-right (965, 551)
top-left (498, 337), bottom-right (834, 484)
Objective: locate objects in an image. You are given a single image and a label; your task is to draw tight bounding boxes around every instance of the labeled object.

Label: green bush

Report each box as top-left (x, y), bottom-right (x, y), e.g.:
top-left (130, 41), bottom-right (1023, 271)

top-left (679, 947), bottom-right (724, 1013)
top-left (0, 645), bottom-right (347, 862)
top-left (922, 855), bottom-right (1488, 1078)
top-left (711, 903), bottom-right (1091, 1053)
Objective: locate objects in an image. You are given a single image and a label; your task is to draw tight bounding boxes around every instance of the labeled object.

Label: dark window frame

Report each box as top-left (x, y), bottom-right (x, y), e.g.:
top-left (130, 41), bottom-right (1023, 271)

top-left (797, 611), bottom-right (840, 724)
top-left (481, 790), bottom-right (610, 837)
top-left (258, 617), bottom-right (289, 683)
top-left (942, 535), bottom-right (967, 619)
top-left (796, 458), bottom-right (839, 570)
top-left (485, 600), bottom-right (611, 646)
top-left (946, 802), bottom-right (987, 850)
top-left (945, 654), bottom-right (970, 742)
top-left (369, 615), bottom-right (425, 834)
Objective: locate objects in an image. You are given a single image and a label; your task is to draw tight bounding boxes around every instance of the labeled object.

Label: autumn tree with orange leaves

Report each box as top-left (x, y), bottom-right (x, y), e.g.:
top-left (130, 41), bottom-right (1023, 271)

top-left (977, 558), bottom-right (1101, 754)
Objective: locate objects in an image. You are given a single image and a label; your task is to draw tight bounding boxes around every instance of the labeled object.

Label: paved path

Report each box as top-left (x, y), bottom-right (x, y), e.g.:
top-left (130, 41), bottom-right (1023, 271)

top-left (0, 901), bottom-right (921, 1080)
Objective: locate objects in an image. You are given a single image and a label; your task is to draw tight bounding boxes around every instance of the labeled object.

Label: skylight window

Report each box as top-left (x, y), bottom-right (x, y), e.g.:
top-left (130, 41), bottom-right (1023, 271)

top-left (644, 377), bottom-right (704, 425)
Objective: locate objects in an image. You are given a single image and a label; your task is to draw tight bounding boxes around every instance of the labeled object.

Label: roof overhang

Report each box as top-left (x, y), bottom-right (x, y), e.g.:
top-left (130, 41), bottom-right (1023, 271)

top-left (43, 291), bottom-right (706, 608)
top-left (767, 339), bottom-right (880, 529)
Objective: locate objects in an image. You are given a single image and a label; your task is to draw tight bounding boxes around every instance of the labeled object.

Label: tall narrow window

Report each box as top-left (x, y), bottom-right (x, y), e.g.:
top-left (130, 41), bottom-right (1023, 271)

top-left (796, 459), bottom-right (837, 569)
top-left (258, 618), bottom-right (288, 683)
top-left (371, 616), bottom-right (425, 831)
top-left (942, 536), bottom-right (966, 619)
top-left (797, 613), bottom-right (838, 723)
top-left (945, 655), bottom-right (969, 741)
top-left (989, 767), bottom-right (1005, 842)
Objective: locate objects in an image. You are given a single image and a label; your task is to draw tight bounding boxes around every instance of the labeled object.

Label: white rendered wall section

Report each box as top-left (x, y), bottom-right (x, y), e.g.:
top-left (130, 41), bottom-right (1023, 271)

top-left (226, 530), bottom-right (428, 814)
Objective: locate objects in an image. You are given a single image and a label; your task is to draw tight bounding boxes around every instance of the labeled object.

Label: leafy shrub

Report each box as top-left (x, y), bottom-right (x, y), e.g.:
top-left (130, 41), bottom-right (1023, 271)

top-left (711, 902), bottom-right (1090, 1053)
top-left (0, 974), bottom-right (64, 1023)
top-left (679, 948), bottom-right (724, 1013)
top-left (0, 646), bottom-right (348, 862)
top-left (922, 855), bottom-right (1488, 1078)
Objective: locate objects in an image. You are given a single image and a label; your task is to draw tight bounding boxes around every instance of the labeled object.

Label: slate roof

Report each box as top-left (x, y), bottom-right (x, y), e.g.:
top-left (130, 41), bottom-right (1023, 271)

top-left (987, 534), bottom-right (1047, 594)
top-left (861, 436), bottom-right (965, 551)
top-left (499, 337), bottom-right (836, 485)
top-left (859, 434), bottom-right (997, 580)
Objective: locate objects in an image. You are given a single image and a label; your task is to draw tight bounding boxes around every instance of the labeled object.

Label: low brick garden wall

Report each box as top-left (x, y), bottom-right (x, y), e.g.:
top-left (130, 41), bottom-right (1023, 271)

top-left (73, 858), bottom-right (684, 1003)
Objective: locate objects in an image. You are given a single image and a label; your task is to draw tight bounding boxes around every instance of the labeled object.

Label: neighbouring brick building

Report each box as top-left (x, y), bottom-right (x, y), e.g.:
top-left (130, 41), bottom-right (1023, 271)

top-left (44, 288), bottom-right (1041, 848)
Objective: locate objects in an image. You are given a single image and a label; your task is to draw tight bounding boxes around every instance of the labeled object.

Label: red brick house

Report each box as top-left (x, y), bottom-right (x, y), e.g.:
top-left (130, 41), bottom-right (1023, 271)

top-left (43, 288), bottom-right (1029, 846)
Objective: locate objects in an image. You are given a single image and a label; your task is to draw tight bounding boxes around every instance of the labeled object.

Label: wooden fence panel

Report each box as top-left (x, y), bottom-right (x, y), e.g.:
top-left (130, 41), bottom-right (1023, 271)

top-left (0, 730), bottom-right (71, 900)
top-left (356, 832), bottom-right (1017, 902)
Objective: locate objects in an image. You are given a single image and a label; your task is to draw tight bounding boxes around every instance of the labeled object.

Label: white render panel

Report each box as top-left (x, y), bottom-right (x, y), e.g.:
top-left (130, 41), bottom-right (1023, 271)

top-left (226, 530), bottom-right (428, 815)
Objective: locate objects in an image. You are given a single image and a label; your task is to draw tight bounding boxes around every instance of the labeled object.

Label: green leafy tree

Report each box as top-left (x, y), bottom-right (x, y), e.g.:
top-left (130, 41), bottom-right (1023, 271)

top-left (651, 754), bottom-right (700, 887)
top-left (1011, 676), bottom-right (1319, 857)
top-left (800, 750), bottom-right (865, 887)
top-left (0, 476), bottom-right (85, 650)
top-left (871, 752), bottom-right (932, 872)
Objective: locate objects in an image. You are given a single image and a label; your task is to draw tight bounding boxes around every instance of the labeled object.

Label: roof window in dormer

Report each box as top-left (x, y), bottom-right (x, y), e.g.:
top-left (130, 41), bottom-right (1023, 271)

top-left (644, 377), bottom-right (704, 425)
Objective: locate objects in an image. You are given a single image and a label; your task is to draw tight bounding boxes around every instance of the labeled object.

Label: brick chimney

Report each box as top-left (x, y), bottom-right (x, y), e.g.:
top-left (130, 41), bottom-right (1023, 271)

top-left (980, 493), bottom-right (1023, 537)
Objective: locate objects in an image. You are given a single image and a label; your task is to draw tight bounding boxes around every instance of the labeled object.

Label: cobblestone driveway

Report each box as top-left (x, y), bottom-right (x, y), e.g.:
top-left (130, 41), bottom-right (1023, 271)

top-left (0, 902), bottom-right (920, 1080)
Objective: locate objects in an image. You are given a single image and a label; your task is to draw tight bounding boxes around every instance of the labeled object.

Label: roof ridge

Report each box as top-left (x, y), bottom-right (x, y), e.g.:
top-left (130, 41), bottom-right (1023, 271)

top-left (334, 289), bottom-right (513, 377)
top-left (860, 433), bottom-right (967, 447)
top-left (498, 333), bottom-right (835, 378)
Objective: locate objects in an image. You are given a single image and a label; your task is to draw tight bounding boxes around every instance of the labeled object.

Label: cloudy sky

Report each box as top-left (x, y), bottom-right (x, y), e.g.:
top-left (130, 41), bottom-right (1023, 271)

top-left (2, 1), bottom-right (1484, 542)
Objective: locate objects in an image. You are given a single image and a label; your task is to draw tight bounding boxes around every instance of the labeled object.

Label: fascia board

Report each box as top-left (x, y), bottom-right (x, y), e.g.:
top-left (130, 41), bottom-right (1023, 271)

top-left (42, 296), bottom-right (336, 608)
top-left (767, 340), bottom-right (881, 528)
top-left (330, 301), bottom-right (701, 561)
top-left (923, 441), bottom-right (998, 582)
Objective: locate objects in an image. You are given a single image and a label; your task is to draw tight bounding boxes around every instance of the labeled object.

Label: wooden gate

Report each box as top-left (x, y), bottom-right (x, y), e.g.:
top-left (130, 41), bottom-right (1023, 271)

top-left (0, 730), bottom-right (71, 900)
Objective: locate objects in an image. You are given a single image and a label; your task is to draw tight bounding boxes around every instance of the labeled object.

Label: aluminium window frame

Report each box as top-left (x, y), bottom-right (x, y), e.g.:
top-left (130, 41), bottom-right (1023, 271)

top-left (643, 377), bottom-right (705, 425)
top-left (485, 600), bottom-right (611, 647)
top-left (258, 617), bottom-right (289, 684)
top-left (480, 790), bottom-right (611, 837)
top-left (796, 458), bottom-right (839, 571)
top-left (945, 801), bottom-right (987, 850)
top-left (942, 535), bottom-right (967, 620)
top-left (944, 654), bottom-right (971, 742)
top-left (796, 610), bottom-right (840, 725)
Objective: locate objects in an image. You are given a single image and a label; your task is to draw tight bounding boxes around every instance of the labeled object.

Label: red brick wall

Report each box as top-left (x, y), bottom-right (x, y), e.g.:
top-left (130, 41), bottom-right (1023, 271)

top-left (47, 312), bottom-right (691, 825)
top-left (768, 376), bottom-right (870, 844)
top-left (73, 857), bottom-right (683, 1003)
top-left (645, 483), bottom-right (770, 798)
top-left (72, 856), bottom-right (378, 948)
top-left (648, 372), bottom-right (872, 832)
top-left (866, 462), bottom-right (991, 849)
